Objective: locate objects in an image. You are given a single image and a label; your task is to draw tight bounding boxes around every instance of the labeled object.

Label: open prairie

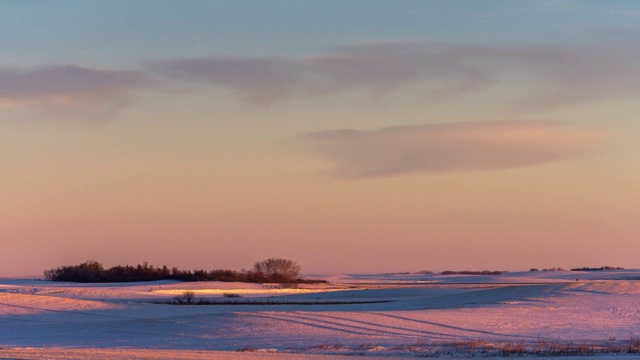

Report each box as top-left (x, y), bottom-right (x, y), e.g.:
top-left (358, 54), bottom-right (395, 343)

top-left (2, 270), bottom-right (640, 358)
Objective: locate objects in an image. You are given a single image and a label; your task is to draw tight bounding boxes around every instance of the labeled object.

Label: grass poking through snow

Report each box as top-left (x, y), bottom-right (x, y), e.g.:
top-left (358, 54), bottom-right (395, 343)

top-left (283, 338), bottom-right (640, 357)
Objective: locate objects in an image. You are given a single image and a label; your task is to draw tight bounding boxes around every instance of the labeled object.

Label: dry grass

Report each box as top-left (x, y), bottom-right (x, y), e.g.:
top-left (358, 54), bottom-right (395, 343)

top-left (284, 338), bottom-right (640, 357)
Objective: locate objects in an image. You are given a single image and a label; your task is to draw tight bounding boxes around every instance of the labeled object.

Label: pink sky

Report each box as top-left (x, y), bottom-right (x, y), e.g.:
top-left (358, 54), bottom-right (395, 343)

top-left (1, 1), bottom-right (640, 276)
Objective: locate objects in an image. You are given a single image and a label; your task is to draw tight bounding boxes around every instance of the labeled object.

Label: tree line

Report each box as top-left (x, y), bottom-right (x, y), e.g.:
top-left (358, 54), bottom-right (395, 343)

top-left (570, 266), bottom-right (624, 272)
top-left (44, 258), bottom-right (325, 284)
top-left (418, 270), bottom-right (505, 275)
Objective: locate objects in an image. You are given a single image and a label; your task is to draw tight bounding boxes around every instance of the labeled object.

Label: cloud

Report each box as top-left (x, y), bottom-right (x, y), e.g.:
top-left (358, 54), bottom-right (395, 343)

top-left (150, 42), bottom-right (495, 104)
top-left (150, 38), bottom-right (640, 112)
top-left (0, 64), bottom-right (149, 121)
top-left (301, 121), bottom-right (608, 177)
top-left (150, 57), bottom-right (302, 105)
top-left (307, 40), bottom-right (640, 111)
top-left (7, 36), bottom-right (640, 119)
top-left (306, 41), bottom-right (493, 98)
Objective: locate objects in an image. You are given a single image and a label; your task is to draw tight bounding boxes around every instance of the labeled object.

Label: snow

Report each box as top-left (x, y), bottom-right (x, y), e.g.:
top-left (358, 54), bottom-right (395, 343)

top-left (2, 270), bottom-right (640, 358)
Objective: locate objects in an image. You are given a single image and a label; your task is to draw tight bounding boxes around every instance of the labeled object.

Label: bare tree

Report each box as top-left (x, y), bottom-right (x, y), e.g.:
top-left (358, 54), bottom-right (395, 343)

top-left (252, 258), bottom-right (301, 284)
top-left (183, 291), bottom-right (195, 304)
top-left (174, 291), bottom-right (196, 305)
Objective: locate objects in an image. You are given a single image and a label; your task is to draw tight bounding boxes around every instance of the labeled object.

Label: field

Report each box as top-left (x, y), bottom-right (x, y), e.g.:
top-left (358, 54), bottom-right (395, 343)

top-left (2, 270), bottom-right (640, 359)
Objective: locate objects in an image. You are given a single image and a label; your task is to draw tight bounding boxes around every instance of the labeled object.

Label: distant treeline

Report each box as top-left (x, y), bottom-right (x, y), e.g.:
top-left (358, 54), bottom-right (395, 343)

top-left (418, 270), bottom-right (504, 275)
top-left (570, 266), bottom-right (625, 272)
top-left (440, 270), bottom-right (504, 275)
top-left (43, 260), bottom-right (326, 284)
top-left (529, 267), bottom-right (566, 272)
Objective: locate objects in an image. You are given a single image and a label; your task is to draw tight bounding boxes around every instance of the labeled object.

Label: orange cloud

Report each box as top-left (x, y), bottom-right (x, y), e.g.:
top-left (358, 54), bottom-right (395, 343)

top-left (301, 121), bottom-right (608, 177)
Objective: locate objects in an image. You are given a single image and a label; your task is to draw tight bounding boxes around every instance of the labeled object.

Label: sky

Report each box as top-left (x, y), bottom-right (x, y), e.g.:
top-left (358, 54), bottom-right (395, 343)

top-left (1, 0), bottom-right (639, 276)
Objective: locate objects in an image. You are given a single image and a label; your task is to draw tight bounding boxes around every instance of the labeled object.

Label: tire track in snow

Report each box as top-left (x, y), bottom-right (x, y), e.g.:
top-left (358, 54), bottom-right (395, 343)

top-left (372, 312), bottom-right (541, 340)
top-left (246, 311), bottom-right (458, 340)
top-left (0, 300), bottom-right (134, 319)
top-left (236, 312), bottom-right (402, 337)
top-left (291, 312), bottom-right (462, 340)
top-left (273, 312), bottom-right (420, 338)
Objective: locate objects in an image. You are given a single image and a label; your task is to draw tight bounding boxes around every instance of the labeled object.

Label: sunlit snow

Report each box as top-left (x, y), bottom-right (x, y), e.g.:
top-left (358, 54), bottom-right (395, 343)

top-left (2, 270), bottom-right (640, 359)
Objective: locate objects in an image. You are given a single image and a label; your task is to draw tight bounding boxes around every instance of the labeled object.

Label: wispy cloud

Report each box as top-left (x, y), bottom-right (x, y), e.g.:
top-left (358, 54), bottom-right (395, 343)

top-left (150, 39), bottom-right (640, 112)
top-left (150, 57), bottom-right (302, 105)
top-left (0, 64), bottom-right (149, 121)
top-left (6, 36), bottom-right (640, 120)
top-left (149, 41), bottom-right (495, 104)
top-left (306, 41), bottom-right (493, 99)
top-left (301, 120), bottom-right (608, 178)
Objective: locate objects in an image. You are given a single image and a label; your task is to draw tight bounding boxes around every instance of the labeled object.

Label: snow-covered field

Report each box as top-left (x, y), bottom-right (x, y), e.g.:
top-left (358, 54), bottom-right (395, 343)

top-left (2, 270), bottom-right (640, 359)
